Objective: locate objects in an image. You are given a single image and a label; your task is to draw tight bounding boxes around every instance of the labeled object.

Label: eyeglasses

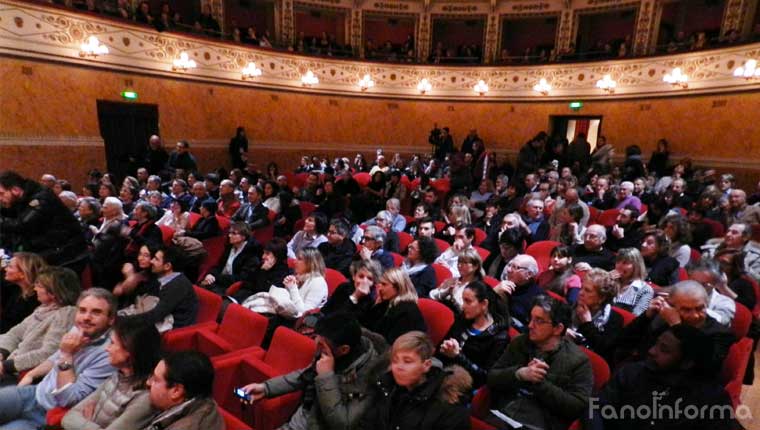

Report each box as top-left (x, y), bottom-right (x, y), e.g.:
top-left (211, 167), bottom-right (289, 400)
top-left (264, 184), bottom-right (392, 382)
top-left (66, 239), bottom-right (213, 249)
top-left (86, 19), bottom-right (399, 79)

top-left (507, 263), bottom-right (530, 271)
top-left (361, 236), bottom-right (374, 242)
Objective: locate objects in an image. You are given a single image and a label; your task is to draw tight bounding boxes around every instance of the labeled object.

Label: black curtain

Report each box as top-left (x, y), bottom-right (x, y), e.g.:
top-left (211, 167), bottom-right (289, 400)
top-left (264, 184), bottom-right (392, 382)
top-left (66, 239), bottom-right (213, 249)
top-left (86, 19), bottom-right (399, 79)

top-left (97, 100), bottom-right (159, 181)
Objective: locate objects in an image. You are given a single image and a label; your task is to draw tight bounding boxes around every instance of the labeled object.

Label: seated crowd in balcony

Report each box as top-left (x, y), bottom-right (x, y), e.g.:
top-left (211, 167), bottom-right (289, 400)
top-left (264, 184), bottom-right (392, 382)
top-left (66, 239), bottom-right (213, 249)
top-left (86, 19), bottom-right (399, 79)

top-left (0, 114), bottom-right (757, 429)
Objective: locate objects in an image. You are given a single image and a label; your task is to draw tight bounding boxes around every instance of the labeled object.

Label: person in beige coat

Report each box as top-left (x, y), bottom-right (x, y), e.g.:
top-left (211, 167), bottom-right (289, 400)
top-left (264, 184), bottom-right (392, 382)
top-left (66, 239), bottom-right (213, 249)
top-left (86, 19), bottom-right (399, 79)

top-left (0, 266), bottom-right (79, 379)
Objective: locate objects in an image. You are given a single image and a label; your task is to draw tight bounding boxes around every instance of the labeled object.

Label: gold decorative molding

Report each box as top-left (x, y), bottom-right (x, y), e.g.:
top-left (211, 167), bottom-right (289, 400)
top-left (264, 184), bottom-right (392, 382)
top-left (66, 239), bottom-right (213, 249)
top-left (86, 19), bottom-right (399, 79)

top-left (2, 0), bottom-right (760, 101)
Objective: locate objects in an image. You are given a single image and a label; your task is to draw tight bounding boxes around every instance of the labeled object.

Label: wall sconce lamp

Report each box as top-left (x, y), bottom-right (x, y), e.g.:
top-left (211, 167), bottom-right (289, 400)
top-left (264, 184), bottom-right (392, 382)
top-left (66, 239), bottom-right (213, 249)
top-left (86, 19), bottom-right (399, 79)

top-left (417, 78), bottom-right (432, 94)
top-left (358, 74), bottom-right (375, 91)
top-left (663, 67), bottom-right (688, 88)
top-left (734, 59), bottom-right (760, 79)
top-left (301, 70), bottom-right (319, 87)
top-left (533, 78), bottom-right (552, 95)
top-left (473, 80), bottom-right (489, 95)
top-left (79, 36), bottom-right (109, 58)
top-left (172, 52), bottom-right (197, 71)
top-left (595, 74), bottom-right (617, 93)
top-left (242, 62), bottom-right (262, 80)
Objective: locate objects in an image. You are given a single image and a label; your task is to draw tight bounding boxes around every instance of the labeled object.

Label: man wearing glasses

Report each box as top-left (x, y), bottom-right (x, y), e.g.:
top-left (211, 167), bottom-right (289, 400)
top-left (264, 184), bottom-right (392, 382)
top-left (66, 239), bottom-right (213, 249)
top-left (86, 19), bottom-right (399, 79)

top-left (494, 254), bottom-right (543, 329)
top-left (434, 226), bottom-right (476, 278)
top-left (486, 296), bottom-right (593, 430)
top-left (318, 219), bottom-right (356, 277)
top-left (359, 226), bottom-right (394, 269)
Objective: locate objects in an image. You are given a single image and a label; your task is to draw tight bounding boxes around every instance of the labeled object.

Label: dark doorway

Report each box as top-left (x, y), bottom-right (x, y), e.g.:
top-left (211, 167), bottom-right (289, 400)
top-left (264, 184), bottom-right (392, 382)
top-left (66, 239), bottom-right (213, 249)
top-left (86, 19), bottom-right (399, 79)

top-left (549, 115), bottom-right (603, 151)
top-left (97, 100), bottom-right (159, 181)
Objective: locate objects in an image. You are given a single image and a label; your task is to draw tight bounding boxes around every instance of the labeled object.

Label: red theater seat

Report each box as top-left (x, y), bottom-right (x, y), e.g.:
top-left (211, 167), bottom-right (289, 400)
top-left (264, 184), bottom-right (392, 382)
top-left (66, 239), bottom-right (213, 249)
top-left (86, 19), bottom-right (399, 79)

top-left (431, 263), bottom-right (453, 287)
top-left (397, 231), bottom-right (414, 253)
top-left (525, 240), bottom-right (561, 273)
top-left (324, 268), bottom-right (347, 297)
top-left (193, 285), bottom-right (223, 324)
top-left (418, 298), bottom-right (455, 345)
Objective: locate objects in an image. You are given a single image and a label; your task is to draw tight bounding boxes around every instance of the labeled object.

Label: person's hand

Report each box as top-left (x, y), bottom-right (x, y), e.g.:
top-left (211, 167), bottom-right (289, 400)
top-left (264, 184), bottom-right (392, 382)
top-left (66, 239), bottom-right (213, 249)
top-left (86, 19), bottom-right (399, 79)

top-left (516, 359), bottom-right (550, 383)
top-left (495, 280), bottom-right (516, 296)
top-left (446, 226), bottom-right (456, 237)
top-left (60, 331), bottom-right (89, 357)
top-left (439, 339), bottom-right (461, 358)
top-left (82, 401), bottom-right (96, 420)
top-left (121, 262), bottom-right (135, 277)
top-left (645, 296), bottom-right (667, 319)
top-left (283, 275), bottom-right (298, 290)
top-left (359, 246), bottom-right (373, 261)
top-left (17, 372), bottom-right (33, 387)
top-left (315, 347), bottom-right (335, 375)
top-left (353, 277), bottom-right (373, 299)
top-left (659, 300), bottom-right (681, 326)
top-left (453, 238), bottom-right (465, 252)
top-left (201, 274), bottom-right (215, 286)
top-left (608, 270), bottom-right (621, 280)
top-left (576, 303), bottom-right (592, 323)
top-left (240, 383), bottom-right (266, 404)
top-left (611, 224), bottom-right (624, 239)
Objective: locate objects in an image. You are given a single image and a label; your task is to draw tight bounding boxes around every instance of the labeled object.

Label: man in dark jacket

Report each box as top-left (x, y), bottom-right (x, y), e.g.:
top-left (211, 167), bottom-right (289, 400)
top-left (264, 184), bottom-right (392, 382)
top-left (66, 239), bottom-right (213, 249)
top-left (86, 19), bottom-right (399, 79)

top-left (613, 280), bottom-right (735, 373)
top-left (318, 219), bottom-right (356, 277)
top-left (199, 222), bottom-right (261, 296)
top-left (123, 246), bottom-right (198, 330)
top-left (487, 296), bottom-right (593, 430)
top-left (571, 225), bottom-right (616, 271)
top-left (0, 171), bottom-right (87, 270)
top-left (167, 141), bottom-right (198, 173)
top-left (516, 132), bottom-right (546, 179)
top-left (606, 205), bottom-right (643, 252)
top-left (144, 135), bottom-right (169, 175)
top-left (567, 133), bottom-right (591, 175)
top-left (240, 313), bottom-right (382, 430)
top-left (231, 185), bottom-right (270, 230)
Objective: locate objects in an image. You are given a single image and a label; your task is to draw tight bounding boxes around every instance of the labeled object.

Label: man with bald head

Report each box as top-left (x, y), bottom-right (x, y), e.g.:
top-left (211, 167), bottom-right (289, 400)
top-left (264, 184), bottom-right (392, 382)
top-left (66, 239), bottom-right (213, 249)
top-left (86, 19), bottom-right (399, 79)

top-left (614, 280), bottom-right (735, 372)
top-left (571, 224), bottom-right (615, 271)
top-left (144, 134), bottom-right (168, 175)
top-left (726, 188), bottom-right (760, 225)
top-left (586, 177), bottom-right (615, 210)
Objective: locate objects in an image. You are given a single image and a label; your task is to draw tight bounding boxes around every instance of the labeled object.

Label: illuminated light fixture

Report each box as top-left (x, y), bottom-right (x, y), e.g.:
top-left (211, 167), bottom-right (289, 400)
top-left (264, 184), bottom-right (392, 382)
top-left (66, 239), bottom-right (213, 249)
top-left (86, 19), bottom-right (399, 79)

top-left (241, 62), bottom-right (262, 80)
top-left (301, 70), bottom-right (319, 87)
top-left (473, 80), bottom-right (489, 95)
top-left (733, 59), bottom-right (760, 79)
top-left (172, 52), bottom-right (196, 71)
top-left (596, 74), bottom-right (617, 93)
top-left (532, 78), bottom-right (552, 95)
top-left (417, 78), bottom-right (432, 94)
top-left (663, 67), bottom-right (688, 88)
top-left (79, 36), bottom-right (109, 58)
top-left (358, 74), bottom-right (375, 91)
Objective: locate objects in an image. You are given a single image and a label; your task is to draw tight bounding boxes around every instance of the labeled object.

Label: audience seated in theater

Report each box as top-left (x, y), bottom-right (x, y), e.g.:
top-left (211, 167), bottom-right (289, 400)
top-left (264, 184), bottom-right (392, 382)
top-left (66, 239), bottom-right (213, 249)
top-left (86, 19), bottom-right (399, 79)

top-left (318, 218), bottom-right (356, 277)
top-left (362, 331), bottom-right (471, 430)
top-left (549, 203), bottom-right (585, 246)
top-left (402, 236), bottom-right (439, 298)
top-left (686, 260), bottom-right (736, 327)
top-left (610, 248), bottom-right (654, 316)
top-left (288, 212), bottom-right (328, 259)
top-left (359, 225), bottom-right (394, 269)
top-left (230, 238), bottom-right (291, 304)
top-left (614, 181), bottom-right (642, 211)
top-left (188, 181), bottom-right (211, 214)
top-left (571, 224), bottom-right (616, 272)
top-left (600, 325), bottom-right (740, 430)
top-left (568, 268), bottom-right (623, 363)
top-left (216, 179), bottom-right (240, 218)
top-left (429, 248), bottom-right (484, 313)
top-left (434, 225), bottom-right (475, 277)
top-left (404, 203), bottom-right (431, 237)
top-left (605, 205), bottom-right (643, 252)
top-left (0, 252), bottom-right (46, 333)
top-left (167, 179), bottom-right (193, 209)
top-left (274, 191), bottom-right (302, 238)
top-left (438, 281), bottom-right (509, 388)
top-left (364, 198), bottom-right (406, 233)
top-left (726, 188), bottom-right (760, 226)
top-left (62, 318), bottom-right (162, 430)
top-left (715, 248), bottom-right (758, 311)
top-left (413, 216), bottom-right (437, 240)
top-left (199, 222), bottom-right (261, 296)
top-left (360, 267), bottom-right (427, 344)
top-left (115, 244), bottom-right (173, 331)
top-left (703, 223), bottom-right (760, 281)
top-left (493, 254), bottom-right (544, 329)
top-left (240, 313), bottom-right (382, 430)
top-left (482, 212), bottom-right (529, 256)
top-left (183, 201), bottom-right (221, 241)
top-left (231, 184), bottom-right (270, 230)
top-left (641, 229), bottom-right (680, 286)
top-left (0, 267), bottom-right (79, 380)
top-left (372, 210), bottom-right (400, 253)
top-left (537, 245), bottom-right (582, 304)
top-left (299, 172), bottom-right (324, 204)
top-left (487, 296), bottom-right (593, 430)
top-left (0, 288), bottom-right (117, 429)
top-left (143, 351), bottom-right (223, 430)
top-left (613, 281), bottom-right (735, 372)
top-left (585, 176), bottom-right (616, 210)
top-left (120, 246), bottom-right (198, 331)
top-left (126, 202), bottom-right (163, 259)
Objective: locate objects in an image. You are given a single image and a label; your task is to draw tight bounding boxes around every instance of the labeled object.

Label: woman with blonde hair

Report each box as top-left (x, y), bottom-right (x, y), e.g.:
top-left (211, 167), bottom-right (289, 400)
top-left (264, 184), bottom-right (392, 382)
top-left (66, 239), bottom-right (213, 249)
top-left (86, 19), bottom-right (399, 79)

top-left (0, 266), bottom-right (79, 379)
top-left (611, 247), bottom-right (654, 315)
top-left (281, 247), bottom-right (328, 319)
top-left (360, 267), bottom-right (427, 344)
top-left (1, 252), bottom-right (48, 332)
top-left (429, 248), bottom-right (483, 312)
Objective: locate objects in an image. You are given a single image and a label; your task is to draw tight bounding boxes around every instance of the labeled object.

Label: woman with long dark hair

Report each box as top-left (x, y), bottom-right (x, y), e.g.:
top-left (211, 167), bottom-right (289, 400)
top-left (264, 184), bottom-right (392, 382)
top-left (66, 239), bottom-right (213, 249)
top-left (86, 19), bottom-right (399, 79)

top-left (62, 319), bottom-right (162, 430)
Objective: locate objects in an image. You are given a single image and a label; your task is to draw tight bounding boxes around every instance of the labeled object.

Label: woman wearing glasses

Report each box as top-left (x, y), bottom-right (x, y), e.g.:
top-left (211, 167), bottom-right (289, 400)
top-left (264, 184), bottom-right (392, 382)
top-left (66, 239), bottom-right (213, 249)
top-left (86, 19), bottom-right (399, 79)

top-left (199, 222), bottom-right (261, 296)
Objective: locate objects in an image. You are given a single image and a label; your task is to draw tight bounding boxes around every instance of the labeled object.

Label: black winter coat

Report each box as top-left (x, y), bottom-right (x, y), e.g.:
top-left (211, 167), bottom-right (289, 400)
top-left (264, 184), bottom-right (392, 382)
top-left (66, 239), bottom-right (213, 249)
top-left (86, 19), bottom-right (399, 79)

top-left (438, 318), bottom-right (510, 388)
top-left (361, 300), bottom-right (427, 344)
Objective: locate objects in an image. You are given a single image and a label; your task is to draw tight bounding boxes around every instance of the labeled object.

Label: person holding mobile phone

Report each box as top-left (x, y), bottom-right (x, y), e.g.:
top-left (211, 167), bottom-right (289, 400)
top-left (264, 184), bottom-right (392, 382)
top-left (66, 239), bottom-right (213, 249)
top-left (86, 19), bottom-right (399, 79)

top-left (238, 313), bottom-right (381, 430)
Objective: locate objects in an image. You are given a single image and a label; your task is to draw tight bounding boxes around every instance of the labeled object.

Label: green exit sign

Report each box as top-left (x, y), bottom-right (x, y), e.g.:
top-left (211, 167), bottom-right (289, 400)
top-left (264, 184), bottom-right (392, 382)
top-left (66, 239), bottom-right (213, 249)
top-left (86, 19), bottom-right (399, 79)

top-left (569, 101), bottom-right (583, 110)
top-left (121, 90), bottom-right (138, 100)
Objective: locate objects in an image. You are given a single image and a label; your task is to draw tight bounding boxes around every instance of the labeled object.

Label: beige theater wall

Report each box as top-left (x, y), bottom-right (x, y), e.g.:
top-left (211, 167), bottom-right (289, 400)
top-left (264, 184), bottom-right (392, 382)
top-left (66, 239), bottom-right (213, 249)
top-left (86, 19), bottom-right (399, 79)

top-left (1, 56), bottom-right (759, 189)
